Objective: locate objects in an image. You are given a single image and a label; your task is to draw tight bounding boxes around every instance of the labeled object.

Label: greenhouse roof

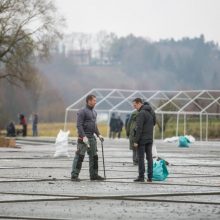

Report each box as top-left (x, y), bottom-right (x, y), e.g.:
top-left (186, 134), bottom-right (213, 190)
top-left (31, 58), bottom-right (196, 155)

top-left (66, 89), bottom-right (220, 116)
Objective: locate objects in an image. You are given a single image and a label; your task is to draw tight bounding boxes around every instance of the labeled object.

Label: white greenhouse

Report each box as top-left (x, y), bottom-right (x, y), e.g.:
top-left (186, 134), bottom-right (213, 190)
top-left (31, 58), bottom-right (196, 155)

top-left (64, 89), bottom-right (220, 141)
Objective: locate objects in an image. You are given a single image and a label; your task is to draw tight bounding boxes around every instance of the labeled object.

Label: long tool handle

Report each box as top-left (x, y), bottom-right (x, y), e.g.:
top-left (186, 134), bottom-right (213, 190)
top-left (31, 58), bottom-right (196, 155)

top-left (101, 141), bottom-right (106, 179)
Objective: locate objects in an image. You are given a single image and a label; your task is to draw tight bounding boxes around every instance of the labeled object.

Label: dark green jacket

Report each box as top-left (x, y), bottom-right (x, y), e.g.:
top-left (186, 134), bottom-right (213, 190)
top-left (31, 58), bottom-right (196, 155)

top-left (126, 111), bottom-right (138, 150)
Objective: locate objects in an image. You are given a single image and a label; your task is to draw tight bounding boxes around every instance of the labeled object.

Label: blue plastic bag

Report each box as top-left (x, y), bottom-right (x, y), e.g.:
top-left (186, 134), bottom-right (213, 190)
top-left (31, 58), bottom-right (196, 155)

top-left (151, 159), bottom-right (169, 181)
top-left (179, 136), bottom-right (190, 148)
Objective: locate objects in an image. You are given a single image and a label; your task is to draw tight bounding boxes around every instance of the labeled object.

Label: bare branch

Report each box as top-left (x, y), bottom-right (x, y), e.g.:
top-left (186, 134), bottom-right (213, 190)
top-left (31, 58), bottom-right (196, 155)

top-left (0, 0), bottom-right (65, 85)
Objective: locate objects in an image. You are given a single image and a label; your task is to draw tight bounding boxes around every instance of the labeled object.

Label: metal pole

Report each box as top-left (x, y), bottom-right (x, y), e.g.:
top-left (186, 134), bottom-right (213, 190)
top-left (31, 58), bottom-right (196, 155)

top-left (64, 109), bottom-right (68, 131)
top-left (162, 113), bottom-right (164, 140)
top-left (101, 140), bottom-right (106, 179)
top-left (153, 125), bottom-right (156, 140)
top-left (184, 114), bottom-right (186, 135)
top-left (107, 111), bottom-right (112, 138)
top-left (176, 114), bottom-right (179, 137)
top-left (200, 114), bottom-right (202, 141)
top-left (206, 114), bottom-right (208, 142)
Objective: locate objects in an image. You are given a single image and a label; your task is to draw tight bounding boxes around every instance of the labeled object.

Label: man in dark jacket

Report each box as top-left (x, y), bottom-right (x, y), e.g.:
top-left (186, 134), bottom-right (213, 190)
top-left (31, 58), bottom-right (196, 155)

top-left (71, 94), bottom-right (105, 182)
top-left (6, 121), bottom-right (16, 137)
top-left (32, 113), bottom-right (38, 136)
top-left (116, 115), bottom-right (124, 139)
top-left (133, 98), bottom-right (156, 182)
top-left (109, 113), bottom-right (117, 138)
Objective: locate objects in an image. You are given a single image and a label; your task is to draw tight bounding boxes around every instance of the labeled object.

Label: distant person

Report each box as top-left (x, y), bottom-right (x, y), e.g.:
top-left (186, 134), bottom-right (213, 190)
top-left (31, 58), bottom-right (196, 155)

top-left (125, 114), bottom-right (130, 137)
top-left (71, 94), bottom-right (105, 181)
top-left (19, 114), bottom-right (27, 137)
top-left (32, 113), bottom-right (38, 136)
top-left (109, 113), bottom-right (117, 138)
top-left (132, 98), bottom-right (156, 182)
top-left (6, 121), bottom-right (16, 137)
top-left (126, 111), bottom-right (138, 165)
top-left (116, 115), bottom-right (124, 139)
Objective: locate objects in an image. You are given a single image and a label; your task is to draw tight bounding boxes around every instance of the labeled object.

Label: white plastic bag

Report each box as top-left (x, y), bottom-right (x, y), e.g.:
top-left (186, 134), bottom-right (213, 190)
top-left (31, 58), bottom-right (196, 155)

top-left (164, 135), bottom-right (195, 143)
top-left (164, 136), bottom-right (179, 143)
top-left (185, 135), bottom-right (195, 143)
top-left (152, 144), bottom-right (158, 158)
top-left (54, 130), bottom-right (70, 158)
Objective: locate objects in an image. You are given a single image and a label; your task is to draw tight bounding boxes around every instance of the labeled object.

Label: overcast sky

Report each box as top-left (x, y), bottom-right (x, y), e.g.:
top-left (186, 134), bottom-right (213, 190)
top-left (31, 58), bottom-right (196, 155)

top-left (55, 0), bottom-right (220, 43)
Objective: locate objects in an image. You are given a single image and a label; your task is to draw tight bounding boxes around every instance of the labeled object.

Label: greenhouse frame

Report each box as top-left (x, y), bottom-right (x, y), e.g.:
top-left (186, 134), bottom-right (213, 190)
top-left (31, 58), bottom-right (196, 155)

top-left (64, 89), bottom-right (220, 141)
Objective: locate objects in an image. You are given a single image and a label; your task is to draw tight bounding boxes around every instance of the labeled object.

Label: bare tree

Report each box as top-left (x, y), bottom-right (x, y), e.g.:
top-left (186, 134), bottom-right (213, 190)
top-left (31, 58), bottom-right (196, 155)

top-left (96, 31), bottom-right (117, 64)
top-left (77, 33), bottom-right (91, 51)
top-left (0, 0), bottom-right (65, 85)
top-left (26, 70), bottom-right (43, 111)
top-left (66, 32), bottom-right (92, 50)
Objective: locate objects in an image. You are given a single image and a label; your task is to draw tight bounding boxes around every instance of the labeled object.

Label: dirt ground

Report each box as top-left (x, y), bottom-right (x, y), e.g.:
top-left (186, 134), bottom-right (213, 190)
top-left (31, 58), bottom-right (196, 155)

top-left (0, 138), bottom-right (219, 219)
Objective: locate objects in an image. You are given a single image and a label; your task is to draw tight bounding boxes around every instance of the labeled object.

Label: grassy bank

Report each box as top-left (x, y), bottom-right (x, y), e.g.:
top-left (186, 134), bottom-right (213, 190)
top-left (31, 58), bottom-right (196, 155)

top-left (24, 123), bottom-right (108, 137)
top-left (10, 118), bottom-right (219, 140)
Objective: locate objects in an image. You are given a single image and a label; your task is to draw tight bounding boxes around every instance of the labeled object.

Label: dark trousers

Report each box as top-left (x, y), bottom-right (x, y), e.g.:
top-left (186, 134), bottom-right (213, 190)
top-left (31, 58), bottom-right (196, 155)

top-left (22, 125), bottom-right (27, 137)
top-left (109, 130), bottom-right (116, 139)
top-left (132, 149), bottom-right (138, 163)
top-left (137, 142), bottom-right (153, 179)
top-left (71, 136), bottom-right (98, 178)
top-left (117, 131), bottom-right (121, 139)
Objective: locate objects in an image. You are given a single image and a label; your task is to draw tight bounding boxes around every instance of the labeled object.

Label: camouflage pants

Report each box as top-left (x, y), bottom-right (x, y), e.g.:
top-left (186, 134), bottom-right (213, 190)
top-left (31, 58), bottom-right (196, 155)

top-left (71, 136), bottom-right (98, 178)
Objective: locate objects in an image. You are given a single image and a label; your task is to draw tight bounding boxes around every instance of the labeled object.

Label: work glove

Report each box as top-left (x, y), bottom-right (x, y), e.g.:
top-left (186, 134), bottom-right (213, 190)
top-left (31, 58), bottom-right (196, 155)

top-left (98, 135), bottom-right (104, 142)
top-left (133, 143), bottom-right (138, 148)
top-left (83, 136), bottom-right (89, 144)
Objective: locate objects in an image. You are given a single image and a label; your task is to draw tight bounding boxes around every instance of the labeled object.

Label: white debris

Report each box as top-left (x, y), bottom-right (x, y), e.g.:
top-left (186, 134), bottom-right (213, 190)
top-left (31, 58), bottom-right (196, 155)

top-left (54, 130), bottom-right (70, 157)
top-left (164, 136), bottom-right (179, 143)
top-left (152, 144), bottom-right (158, 158)
top-left (184, 135), bottom-right (196, 143)
top-left (164, 135), bottom-right (195, 143)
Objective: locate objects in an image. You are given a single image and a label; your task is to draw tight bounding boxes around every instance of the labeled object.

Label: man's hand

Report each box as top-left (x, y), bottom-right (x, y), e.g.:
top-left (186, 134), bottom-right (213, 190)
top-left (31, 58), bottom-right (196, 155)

top-left (98, 135), bottom-right (104, 142)
top-left (133, 143), bottom-right (138, 148)
top-left (83, 136), bottom-right (89, 144)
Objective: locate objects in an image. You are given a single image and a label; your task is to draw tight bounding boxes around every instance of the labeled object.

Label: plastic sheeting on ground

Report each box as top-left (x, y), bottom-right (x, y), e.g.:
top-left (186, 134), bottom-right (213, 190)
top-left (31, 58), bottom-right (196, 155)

top-left (152, 144), bottom-right (158, 158)
top-left (164, 135), bottom-right (195, 143)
